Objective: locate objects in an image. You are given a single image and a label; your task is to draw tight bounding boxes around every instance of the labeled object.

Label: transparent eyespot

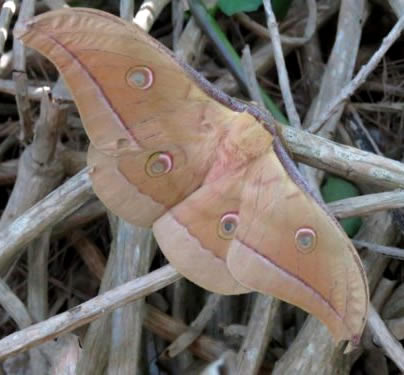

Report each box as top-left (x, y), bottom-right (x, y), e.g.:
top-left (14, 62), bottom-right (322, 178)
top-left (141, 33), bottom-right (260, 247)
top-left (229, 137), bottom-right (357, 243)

top-left (218, 213), bottom-right (239, 240)
top-left (145, 152), bottom-right (173, 177)
top-left (295, 227), bottom-right (317, 253)
top-left (127, 66), bottom-right (154, 89)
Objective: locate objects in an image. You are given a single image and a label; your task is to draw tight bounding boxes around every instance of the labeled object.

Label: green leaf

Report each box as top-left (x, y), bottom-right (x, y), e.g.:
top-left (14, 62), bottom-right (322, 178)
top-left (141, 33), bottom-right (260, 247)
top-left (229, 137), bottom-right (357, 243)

top-left (218, 0), bottom-right (293, 19)
top-left (321, 176), bottom-right (362, 238)
top-left (272, 0), bottom-right (294, 20)
top-left (218, 0), bottom-right (262, 16)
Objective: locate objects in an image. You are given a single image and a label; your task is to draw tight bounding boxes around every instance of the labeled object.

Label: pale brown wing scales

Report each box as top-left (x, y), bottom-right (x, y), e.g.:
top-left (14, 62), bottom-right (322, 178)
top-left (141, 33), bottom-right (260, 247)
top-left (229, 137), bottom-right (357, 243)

top-left (153, 168), bottom-right (250, 294)
top-left (88, 145), bottom-right (165, 226)
top-left (18, 8), bottom-right (239, 220)
top-left (16, 13), bottom-right (140, 152)
top-left (226, 151), bottom-right (368, 342)
top-left (86, 102), bottom-right (232, 224)
top-left (16, 8), bottom-right (226, 153)
top-left (87, 115), bottom-right (221, 227)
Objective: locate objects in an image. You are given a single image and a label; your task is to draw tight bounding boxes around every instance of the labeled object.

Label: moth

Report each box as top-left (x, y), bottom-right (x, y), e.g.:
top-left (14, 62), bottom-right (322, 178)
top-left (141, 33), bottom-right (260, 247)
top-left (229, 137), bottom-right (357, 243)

top-left (15, 8), bottom-right (369, 344)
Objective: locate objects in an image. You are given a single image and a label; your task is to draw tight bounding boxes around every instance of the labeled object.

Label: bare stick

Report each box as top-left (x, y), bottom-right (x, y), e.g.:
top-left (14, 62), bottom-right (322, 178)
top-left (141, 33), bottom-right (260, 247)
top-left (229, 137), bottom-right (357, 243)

top-left (120, 0), bottom-right (134, 21)
top-left (308, 16), bottom-right (404, 133)
top-left (280, 125), bottom-right (404, 190)
top-left (41, 0), bottom-right (67, 9)
top-left (237, 295), bottom-right (280, 374)
top-left (328, 190), bottom-right (404, 218)
top-left (145, 304), bottom-right (229, 362)
top-left (0, 278), bottom-right (32, 329)
top-left (107, 223), bottom-right (155, 373)
top-left (0, 79), bottom-right (50, 100)
top-left (387, 317), bottom-right (404, 341)
top-left (0, 264), bottom-right (181, 360)
top-left (13, 0), bottom-right (35, 141)
top-left (0, 168), bottom-right (93, 270)
top-left (163, 293), bottom-right (222, 358)
top-left (263, 0), bottom-right (301, 129)
top-left (236, 0), bottom-right (317, 46)
top-left (368, 304), bottom-right (404, 372)
top-left (279, 0), bottom-right (317, 46)
top-left (134, 0), bottom-right (171, 31)
top-left (0, 1), bottom-right (17, 54)
top-left (241, 45), bottom-right (265, 108)
top-left (354, 240), bottom-right (404, 260)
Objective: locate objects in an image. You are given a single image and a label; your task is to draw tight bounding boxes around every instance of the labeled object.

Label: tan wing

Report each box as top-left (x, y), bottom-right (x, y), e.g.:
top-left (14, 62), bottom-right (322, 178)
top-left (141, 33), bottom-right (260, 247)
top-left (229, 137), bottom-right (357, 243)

top-left (16, 8), bottom-right (238, 225)
top-left (226, 151), bottom-right (369, 343)
top-left (153, 168), bottom-right (249, 295)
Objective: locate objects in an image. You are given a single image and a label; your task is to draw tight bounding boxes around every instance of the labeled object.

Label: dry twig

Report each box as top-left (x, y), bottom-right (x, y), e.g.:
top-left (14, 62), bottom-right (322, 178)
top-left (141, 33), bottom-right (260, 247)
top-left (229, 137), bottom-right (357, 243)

top-left (308, 16), bottom-right (404, 133)
top-left (0, 265), bottom-right (181, 360)
top-left (263, 0), bottom-right (302, 129)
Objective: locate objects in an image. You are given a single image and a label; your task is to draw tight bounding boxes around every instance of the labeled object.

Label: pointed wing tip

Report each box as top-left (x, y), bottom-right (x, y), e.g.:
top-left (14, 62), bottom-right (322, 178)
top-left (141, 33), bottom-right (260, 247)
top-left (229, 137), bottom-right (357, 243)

top-left (329, 315), bottom-right (366, 346)
top-left (328, 290), bottom-right (368, 344)
top-left (343, 336), bottom-right (362, 353)
top-left (13, 12), bottom-right (54, 45)
top-left (13, 20), bottom-right (32, 41)
top-left (12, 8), bottom-right (91, 43)
top-left (13, 8), bottom-right (62, 41)
top-left (330, 332), bottom-right (363, 351)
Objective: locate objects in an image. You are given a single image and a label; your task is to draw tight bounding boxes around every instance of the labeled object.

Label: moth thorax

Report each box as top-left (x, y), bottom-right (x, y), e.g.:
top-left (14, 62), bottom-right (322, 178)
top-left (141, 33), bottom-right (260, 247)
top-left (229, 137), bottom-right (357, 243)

top-left (228, 115), bottom-right (272, 160)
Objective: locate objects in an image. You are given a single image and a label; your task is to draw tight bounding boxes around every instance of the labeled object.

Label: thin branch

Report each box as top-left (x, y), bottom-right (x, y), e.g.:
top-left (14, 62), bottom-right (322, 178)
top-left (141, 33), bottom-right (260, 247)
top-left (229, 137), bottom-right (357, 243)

top-left (107, 223), bottom-right (155, 374)
top-left (120, 0), bottom-right (134, 21)
top-left (280, 125), bottom-right (404, 190)
top-left (0, 278), bottom-right (32, 329)
top-left (144, 304), bottom-right (230, 362)
top-left (354, 240), bottom-right (404, 261)
top-left (133, 0), bottom-right (171, 31)
top-left (0, 265), bottom-right (181, 360)
top-left (162, 293), bottom-right (222, 358)
top-left (263, 0), bottom-right (301, 129)
top-left (236, 0), bottom-right (317, 46)
top-left (308, 16), bottom-right (404, 133)
top-left (328, 190), bottom-right (404, 218)
top-left (241, 45), bottom-right (265, 108)
top-left (368, 304), bottom-right (404, 372)
top-left (237, 295), bottom-right (280, 374)
top-left (0, 168), bottom-right (93, 270)
top-left (0, 1), bottom-right (17, 54)
top-left (0, 79), bottom-right (51, 100)
top-left (41, 0), bottom-right (67, 9)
